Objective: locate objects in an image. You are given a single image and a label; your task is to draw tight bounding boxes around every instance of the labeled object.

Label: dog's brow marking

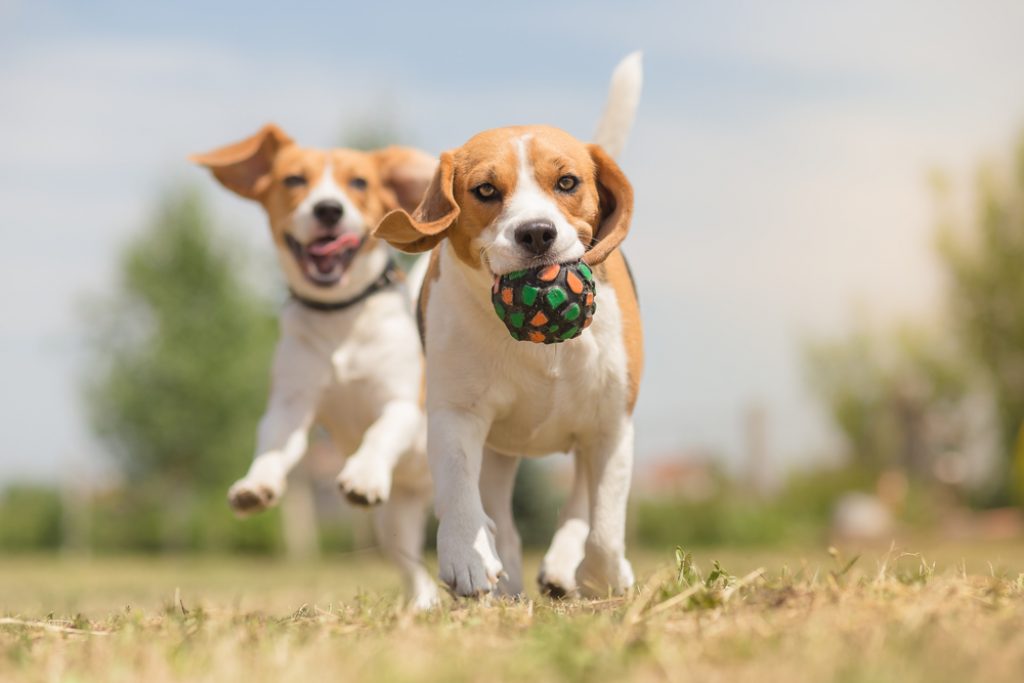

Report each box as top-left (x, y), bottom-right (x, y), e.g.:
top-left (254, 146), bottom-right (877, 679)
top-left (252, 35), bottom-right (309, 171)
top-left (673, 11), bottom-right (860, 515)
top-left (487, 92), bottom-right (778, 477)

top-left (514, 134), bottom-right (535, 189)
top-left (312, 160), bottom-right (339, 197)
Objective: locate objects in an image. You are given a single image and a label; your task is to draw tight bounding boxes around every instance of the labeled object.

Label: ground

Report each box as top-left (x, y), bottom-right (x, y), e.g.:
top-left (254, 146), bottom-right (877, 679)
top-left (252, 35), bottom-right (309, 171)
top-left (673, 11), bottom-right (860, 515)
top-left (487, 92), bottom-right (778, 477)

top-left (2, 542), bottom-right (1024, 682)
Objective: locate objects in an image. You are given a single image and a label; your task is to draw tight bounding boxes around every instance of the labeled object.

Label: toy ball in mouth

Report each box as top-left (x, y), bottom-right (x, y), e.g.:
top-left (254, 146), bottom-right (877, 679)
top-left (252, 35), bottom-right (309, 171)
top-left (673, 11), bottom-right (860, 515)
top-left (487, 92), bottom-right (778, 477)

top-left (491, 261), bottom-right (596, 344)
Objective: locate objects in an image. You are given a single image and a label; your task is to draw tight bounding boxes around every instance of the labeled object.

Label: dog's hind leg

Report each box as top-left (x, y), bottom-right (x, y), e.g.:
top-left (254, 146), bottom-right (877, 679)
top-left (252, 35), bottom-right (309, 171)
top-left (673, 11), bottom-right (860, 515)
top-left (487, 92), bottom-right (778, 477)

top-left (480, 448), bottom-right (523, 597)
top-left (373, 483), bottom-right (438, 611)
top-left (537, 455), bottom-right (590, 598)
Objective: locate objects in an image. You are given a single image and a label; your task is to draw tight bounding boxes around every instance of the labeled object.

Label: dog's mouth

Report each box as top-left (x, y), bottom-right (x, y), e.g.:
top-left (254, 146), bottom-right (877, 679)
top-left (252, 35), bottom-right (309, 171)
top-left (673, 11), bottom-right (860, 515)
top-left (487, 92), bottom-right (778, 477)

top-left (286, 233), bottom-right (364, 287)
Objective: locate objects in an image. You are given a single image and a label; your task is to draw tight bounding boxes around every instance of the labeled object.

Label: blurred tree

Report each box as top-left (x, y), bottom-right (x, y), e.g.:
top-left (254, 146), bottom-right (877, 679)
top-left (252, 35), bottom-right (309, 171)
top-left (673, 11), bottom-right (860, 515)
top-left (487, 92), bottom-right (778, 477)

top-left (805, 323), bottom-right (967, 480)
top-left (512, 460), bottom-right (562, 548)
top-left (339, 109), bottom-right (409, 151)
top-left (936, 134), bottom-right (1024, 503)
top-left (83, 187), bottom-right (277, 492)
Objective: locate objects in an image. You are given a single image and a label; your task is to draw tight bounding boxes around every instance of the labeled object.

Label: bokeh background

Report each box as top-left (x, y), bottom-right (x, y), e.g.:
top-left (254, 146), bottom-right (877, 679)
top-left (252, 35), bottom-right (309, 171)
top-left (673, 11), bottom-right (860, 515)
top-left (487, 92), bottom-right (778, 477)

top-left (2, 0), bottom-right (1024, 557)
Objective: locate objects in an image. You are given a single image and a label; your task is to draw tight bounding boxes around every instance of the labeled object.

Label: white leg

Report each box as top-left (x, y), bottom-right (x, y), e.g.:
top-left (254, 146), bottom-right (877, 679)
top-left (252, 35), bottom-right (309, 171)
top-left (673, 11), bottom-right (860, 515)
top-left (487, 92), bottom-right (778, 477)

top-left (337, 400), bottom-right (423, 506)
top-left (373, 484), bottom-right (438, 611)
top-left (538, 455), bottom-right (590, 597)
top-left (228, 335), bottom-right (328, 515)
top-left (574, 418), bottom-right (635, 598)
top-left (480, 449), bottom-right (523, 596)
top-left (429, 408), bottom-right (503, 597)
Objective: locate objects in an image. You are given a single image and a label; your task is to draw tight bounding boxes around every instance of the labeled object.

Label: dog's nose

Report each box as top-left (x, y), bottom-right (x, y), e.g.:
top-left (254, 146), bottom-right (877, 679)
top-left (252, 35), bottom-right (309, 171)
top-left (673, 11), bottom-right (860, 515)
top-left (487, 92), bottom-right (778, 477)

top-left (514, 220), bottom-right (557, 256)
top-left (313, 200), bottom-right (344, 227)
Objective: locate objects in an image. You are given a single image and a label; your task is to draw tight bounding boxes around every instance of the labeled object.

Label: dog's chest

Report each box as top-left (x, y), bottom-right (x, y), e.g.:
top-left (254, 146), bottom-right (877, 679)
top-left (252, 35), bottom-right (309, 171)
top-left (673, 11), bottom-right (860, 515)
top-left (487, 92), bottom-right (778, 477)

top-left (289, 292), bottom-right (422, 447)
top-left (428, 275), bottom-right (630, 457)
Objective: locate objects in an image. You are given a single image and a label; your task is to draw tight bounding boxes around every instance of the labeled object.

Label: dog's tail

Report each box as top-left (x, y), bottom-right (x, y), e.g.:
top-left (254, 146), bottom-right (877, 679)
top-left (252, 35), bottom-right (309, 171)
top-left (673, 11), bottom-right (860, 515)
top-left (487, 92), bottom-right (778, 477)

top-left (592, 51), bottom-right (643, 158)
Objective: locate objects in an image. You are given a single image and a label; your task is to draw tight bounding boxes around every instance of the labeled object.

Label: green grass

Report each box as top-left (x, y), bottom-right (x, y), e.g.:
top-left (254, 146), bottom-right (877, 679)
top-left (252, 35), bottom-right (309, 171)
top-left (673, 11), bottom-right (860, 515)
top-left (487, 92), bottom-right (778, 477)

top-left (2, 542), bottom-right (1024, 682)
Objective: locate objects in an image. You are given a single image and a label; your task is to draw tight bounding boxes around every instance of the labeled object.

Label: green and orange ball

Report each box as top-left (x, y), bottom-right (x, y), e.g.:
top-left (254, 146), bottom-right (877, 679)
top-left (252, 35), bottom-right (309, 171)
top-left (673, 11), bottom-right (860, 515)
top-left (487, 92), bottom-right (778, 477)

top-left (491, 261), bottom-right (596, 344)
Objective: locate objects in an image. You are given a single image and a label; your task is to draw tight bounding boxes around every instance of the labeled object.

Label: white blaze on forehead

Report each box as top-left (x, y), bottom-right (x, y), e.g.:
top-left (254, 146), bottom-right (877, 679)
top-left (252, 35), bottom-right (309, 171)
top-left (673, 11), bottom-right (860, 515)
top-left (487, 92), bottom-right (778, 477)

top-left (303, 160), bottom-right (347, 207)
top-left (504, 134), bottom-right (558, 223)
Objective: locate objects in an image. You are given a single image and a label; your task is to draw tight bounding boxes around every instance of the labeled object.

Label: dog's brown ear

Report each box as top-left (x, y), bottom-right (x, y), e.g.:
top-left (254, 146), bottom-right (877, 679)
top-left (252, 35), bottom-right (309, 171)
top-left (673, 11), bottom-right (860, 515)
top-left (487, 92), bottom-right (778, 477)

top-left (372, 146), bottom-right (438, 213)
top-left (373, 151), bottom-right (459, 253)
top-left (189, 124), bottom-right (294, 199)
top-left (583, 144), bottom-right (634, 266)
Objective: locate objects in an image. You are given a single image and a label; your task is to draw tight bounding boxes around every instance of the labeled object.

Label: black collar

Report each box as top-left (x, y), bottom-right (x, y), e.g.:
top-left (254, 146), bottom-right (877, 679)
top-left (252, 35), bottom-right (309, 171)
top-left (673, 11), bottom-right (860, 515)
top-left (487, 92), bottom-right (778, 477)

top-left (289, 259), bottom-right (400, 312)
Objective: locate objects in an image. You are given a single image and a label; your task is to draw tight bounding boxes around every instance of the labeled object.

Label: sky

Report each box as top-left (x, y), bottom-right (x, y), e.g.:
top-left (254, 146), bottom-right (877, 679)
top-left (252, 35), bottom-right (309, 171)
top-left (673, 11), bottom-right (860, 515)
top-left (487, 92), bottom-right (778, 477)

top-left (1, 0), bottom-right (1023, 485)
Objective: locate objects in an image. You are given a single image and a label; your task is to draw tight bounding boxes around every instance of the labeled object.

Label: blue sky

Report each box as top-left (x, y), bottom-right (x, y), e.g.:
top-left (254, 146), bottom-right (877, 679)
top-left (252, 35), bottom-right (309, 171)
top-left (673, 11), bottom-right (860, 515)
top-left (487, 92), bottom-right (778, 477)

top-left (1, 0), bottom-right (1023, 484)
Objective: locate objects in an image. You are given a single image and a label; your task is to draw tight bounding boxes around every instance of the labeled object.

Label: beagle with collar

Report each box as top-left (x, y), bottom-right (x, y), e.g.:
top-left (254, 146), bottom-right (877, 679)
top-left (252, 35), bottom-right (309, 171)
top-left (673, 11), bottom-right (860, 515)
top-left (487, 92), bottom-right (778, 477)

top-left (191, 129), bottom-right (439, 609)
top-left (372, 55), bottom-right (644, 599)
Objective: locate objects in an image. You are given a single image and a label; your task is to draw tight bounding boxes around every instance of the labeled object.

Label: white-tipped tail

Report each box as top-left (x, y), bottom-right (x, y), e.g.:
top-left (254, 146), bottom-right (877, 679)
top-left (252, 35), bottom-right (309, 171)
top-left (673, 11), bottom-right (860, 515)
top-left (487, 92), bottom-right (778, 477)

top-left (592, 51), bottom-right (643, 158)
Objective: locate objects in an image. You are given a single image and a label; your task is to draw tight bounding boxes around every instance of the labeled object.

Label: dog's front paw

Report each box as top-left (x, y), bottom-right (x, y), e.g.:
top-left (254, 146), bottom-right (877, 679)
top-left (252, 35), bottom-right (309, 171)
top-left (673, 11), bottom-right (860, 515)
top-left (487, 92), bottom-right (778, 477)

top-left (437, 518), bottom-right (503, 598)
top-left (538, 566), bottom-right (577, 599)
top-left (575, 550), bottom-right (634, 598)
top-left (336, 457), bottom-right (392, 507)
top-left (227, 476), bottom-right (284, 516)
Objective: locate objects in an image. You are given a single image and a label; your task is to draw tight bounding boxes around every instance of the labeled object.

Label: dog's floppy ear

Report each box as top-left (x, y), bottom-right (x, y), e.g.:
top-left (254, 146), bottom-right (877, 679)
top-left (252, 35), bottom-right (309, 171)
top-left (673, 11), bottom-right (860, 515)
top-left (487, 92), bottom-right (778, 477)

top-left (372, 146), bottom-right (439, 213)
top-left (189, 124), bottom-right (294, 199)
top-left (583, 144), bottom-right (634, 266)
top-left (373, 151), bottom-right (459, 253)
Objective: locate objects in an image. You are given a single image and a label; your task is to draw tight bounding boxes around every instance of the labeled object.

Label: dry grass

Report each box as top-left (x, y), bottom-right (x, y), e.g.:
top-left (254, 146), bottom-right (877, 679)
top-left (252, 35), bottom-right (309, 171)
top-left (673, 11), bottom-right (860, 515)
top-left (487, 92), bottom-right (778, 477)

top-left (2, 542), bottom-right (1024, 682)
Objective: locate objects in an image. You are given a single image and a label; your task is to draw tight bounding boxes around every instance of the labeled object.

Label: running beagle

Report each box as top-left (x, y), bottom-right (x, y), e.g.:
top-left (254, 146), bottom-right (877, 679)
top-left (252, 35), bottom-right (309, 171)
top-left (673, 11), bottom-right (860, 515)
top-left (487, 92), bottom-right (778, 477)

top-left (190, 131), bottom-right (439, 609)
top-left (372, 54), bottom-right (643, 598)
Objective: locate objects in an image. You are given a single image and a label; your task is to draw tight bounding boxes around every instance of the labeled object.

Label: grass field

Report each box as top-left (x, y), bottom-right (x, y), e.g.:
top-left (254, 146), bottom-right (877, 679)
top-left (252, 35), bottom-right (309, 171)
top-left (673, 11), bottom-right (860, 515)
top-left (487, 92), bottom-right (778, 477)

top-left (2, 541), bottom-right (1024, 682)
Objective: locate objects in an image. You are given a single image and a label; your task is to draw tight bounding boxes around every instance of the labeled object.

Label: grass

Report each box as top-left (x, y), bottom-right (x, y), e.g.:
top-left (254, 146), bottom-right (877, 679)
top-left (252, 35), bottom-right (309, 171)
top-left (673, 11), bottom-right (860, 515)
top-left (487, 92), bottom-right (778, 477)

top-left (2, 542), bottom-right (1024, 682)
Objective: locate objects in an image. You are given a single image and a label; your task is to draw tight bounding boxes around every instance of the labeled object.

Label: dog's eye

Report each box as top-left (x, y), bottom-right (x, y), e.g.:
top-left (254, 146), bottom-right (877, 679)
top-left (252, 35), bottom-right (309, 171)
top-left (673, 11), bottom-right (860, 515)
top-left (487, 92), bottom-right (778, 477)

top-left (283, 174), bottom-right (308, 188)
top-left (472, 183), bottom-right (500, 202)
top-left (556, 175), bottom-right (579, 193)
top-left (348, 177), bottom-right (368, 190)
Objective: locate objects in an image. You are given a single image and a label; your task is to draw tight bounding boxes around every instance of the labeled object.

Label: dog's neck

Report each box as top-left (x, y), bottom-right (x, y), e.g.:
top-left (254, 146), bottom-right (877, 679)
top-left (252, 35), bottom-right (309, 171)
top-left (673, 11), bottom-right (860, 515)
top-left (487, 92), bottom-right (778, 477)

top-left (277, 239), bottom-right (392, 307)
top-left (441, 241), bottom-right (500, 315)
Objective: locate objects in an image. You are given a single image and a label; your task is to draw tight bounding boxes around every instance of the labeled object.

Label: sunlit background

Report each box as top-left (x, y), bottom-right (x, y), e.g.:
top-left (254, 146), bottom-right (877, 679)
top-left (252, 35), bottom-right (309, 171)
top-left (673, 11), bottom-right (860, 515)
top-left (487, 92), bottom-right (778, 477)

top-left (1, 0), bottom-right (1023, 554)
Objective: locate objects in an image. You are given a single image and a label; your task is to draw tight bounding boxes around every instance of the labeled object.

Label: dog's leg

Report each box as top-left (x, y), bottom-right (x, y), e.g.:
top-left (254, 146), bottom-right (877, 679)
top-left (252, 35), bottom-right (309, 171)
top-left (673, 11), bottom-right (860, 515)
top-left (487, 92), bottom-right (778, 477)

top-left (337, 399), bottom-right (422, 506)
top-left (373, 483), bottom-right (438, 611)
top-left (537, 456), bottom-right (590, 598)
top-left (574, 418), bottom-right (635, 598)
top-left (480, 449), bottom-right (523, 596)
top-left (228, 336), bottom-right (327, 515)
top-left (430, 408), bottom-right (504, 597)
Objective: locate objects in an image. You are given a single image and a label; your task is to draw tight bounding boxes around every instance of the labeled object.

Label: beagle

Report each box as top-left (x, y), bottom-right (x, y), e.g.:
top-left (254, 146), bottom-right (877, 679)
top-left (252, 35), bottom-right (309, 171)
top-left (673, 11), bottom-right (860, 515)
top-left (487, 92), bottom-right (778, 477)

top-left (190, 130), bottom-right (439, 609)
top-left (372, 55), bottom-right (643, 598)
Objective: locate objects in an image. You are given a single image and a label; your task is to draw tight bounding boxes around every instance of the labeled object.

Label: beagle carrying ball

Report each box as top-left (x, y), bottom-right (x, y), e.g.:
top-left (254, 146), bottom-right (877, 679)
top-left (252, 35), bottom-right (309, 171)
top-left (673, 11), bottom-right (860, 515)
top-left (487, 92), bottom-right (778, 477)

top-left (373, 53), bottom-right (644, 598)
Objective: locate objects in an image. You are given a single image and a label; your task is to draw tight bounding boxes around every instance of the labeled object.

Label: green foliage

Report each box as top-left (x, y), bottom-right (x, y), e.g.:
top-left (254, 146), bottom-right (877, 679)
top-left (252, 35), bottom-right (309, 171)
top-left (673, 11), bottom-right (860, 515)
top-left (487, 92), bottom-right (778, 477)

top-left (82, 187), bottom-right (278, 492)
top-left (84, 486), bottom-right (283, 554)
top-left (0, 486), bottom-right (62, 550)
top-left (804, 323), bottom-right (967, 478)
top-left (338, 113), bottom-right (409, 151)
top-left (633, 466), bottom-right (880, 549)
top-left (512, 460), bottom-right (562, 548)
top-left (936, 134), bottom-right (1024, 503)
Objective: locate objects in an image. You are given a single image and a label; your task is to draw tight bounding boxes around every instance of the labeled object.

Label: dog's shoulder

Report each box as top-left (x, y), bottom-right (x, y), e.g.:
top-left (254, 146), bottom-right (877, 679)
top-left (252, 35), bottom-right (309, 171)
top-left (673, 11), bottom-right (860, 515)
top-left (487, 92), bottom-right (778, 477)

top-left (596, 250), bottom-right (643, 411)
top-left (415, 247), bottom-right (443, 349)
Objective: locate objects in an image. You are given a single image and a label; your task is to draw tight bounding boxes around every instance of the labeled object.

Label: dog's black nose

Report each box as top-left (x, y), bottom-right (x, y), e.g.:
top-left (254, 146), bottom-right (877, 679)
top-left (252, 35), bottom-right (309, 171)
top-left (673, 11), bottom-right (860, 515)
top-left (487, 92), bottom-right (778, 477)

top-left (313, 200), bottom-right (344, 226)
top-left (515, 220), bottom-right (557, 256)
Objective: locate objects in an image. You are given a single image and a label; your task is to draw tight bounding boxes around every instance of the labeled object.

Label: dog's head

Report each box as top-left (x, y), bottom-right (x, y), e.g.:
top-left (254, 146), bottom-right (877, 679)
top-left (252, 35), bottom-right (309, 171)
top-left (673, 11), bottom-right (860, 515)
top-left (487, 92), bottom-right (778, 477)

top-left (191, 124), bottom-right (436, 290)
top-left (373, 125), bottom-right (633, 275)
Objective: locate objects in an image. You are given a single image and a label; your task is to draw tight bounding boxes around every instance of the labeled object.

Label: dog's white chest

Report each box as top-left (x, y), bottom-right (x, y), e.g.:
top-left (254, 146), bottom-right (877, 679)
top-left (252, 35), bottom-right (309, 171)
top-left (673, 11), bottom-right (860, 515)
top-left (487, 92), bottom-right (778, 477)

top-left (427, 271), bottom-right (630, 457)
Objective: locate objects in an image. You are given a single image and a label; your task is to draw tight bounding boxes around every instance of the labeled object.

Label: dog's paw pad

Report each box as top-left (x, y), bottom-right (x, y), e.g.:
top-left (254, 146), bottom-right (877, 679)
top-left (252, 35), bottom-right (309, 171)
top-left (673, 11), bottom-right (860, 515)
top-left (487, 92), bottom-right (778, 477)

top-left (336, 461), bottom-right (390, 507)
top-left (340, 486), bottom-right (382, 507)
top-left (227, 481), bottom-right (278, 515)
top-left (539, 579), bottom-right (571, 599)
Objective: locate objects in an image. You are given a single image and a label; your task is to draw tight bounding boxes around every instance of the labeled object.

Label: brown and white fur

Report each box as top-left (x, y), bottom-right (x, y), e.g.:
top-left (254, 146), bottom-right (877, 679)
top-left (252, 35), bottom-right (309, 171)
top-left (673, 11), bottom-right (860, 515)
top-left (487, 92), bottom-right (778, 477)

top-left (373, 54), bottom-right (643, 598)
top-left (190, 129), bottom-right (439, 609)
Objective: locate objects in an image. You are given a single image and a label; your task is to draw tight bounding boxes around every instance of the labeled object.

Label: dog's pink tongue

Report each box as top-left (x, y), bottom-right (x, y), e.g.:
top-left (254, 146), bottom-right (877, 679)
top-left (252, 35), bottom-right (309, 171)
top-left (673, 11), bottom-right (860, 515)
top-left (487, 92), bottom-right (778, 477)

top-left (308, 233), bottom-right (361, 257)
